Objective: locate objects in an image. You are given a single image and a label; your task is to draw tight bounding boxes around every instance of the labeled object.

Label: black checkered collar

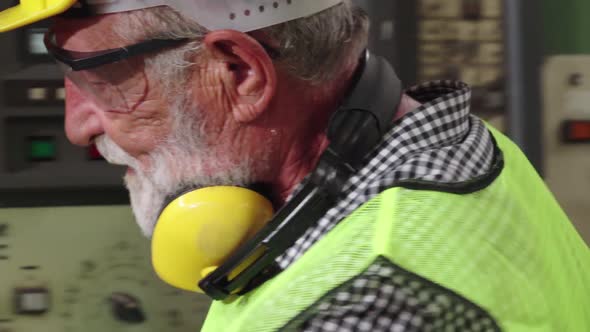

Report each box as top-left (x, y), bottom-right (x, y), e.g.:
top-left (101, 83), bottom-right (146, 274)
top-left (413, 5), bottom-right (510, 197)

top-left (276, 80), bottom-right (497, 269)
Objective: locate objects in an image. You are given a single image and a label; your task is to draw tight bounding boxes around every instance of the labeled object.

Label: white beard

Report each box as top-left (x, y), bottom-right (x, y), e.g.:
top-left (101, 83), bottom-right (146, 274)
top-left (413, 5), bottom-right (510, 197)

top-left (95, 108), bottom-right (255, 237)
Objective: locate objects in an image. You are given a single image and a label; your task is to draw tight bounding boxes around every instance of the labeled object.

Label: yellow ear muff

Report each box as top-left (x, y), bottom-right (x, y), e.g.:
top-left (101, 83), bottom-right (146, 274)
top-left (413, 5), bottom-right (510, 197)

top-left (151, 186), bottom-right (274, 293)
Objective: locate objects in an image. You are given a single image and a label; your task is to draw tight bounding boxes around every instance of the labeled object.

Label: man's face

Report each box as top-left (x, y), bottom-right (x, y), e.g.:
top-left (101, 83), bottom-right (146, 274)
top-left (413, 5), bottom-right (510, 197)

top-left (56, 14), bottom-right (266, 235)
top-left (56, 14), bottom-right (173, 161)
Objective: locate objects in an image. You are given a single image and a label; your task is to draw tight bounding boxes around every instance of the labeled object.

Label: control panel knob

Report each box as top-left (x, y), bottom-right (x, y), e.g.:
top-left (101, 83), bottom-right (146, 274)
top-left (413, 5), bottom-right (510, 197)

top-left (108, 292), bottom-right (146, 324)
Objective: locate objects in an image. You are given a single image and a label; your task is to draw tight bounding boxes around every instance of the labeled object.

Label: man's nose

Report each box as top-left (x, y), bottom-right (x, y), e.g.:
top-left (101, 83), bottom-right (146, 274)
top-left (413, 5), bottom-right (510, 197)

top-left (64, 79), bottom-right (105, 146)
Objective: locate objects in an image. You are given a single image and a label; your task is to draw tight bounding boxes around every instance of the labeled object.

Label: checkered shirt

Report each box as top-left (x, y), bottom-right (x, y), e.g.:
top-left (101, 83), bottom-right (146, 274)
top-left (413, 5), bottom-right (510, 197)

top-left (276, 80), bottom-right (500, 331)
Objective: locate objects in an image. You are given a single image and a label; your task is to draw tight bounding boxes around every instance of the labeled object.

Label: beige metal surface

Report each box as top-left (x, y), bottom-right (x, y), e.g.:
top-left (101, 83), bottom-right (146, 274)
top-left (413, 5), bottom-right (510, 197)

top-left (0, 206), bottom-right (211, 332)
top-left (543, 56), bottom-right (590, 245)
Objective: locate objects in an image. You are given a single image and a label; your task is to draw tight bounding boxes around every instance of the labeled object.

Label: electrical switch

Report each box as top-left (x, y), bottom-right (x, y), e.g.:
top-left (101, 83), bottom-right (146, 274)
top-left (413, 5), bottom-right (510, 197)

top-left (14, 288), bottom-right (50, 315)
top-left (563, 120), bottom-right (590, 143)
top-left (28, 137), bottom-right (57, 161)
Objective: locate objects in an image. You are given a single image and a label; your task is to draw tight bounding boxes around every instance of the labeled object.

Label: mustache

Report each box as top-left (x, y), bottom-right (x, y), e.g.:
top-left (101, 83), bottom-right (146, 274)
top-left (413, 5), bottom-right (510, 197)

top-left (95, 135), bottom-right (140, 169)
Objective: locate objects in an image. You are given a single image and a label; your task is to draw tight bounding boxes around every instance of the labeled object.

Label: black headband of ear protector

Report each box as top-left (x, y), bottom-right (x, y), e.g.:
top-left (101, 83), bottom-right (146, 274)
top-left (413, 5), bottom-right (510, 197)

top-left (198, 50), bottom-right (403, 300)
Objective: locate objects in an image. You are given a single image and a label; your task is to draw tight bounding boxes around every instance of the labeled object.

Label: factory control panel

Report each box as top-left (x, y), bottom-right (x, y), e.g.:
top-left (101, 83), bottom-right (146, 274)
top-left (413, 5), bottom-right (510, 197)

top-left (0, 206), bottom-right (211, 332)
top-left (417, 0), bottom-right (506, 126)
top-left (0, 18), bottom-right (127, 207)
top-left (543, 56), bottom-right (590, 245)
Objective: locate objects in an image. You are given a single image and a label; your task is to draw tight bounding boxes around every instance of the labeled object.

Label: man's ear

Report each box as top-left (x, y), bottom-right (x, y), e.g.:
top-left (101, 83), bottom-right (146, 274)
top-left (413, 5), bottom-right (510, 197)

top-left (204, 30), bottom-right (277, 123)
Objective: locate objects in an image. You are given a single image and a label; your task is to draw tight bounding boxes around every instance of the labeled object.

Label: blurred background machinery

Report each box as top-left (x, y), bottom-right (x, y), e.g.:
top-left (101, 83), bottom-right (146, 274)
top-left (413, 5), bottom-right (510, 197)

top-left (539, 1), bottom-right (590, 244)
top-left (417, 0), bottom-right (505, 119)
top-left (0, 207), bottom-right (210, 332)
top-left (543, 58), bottom-right (590, 244)
top-left (0, 11), bottom-right (127, 208)
top-left (0, 0), bottom-right (588, 331)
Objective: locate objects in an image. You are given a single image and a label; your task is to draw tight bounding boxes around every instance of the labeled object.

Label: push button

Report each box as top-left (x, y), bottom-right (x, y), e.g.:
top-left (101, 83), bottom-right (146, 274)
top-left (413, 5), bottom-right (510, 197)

top-left (27, 136), bottom-right (57, 161)
top-left (562, 120), bottom-right (590, 143)
top-left (13, 288), bottom-right (50, 315)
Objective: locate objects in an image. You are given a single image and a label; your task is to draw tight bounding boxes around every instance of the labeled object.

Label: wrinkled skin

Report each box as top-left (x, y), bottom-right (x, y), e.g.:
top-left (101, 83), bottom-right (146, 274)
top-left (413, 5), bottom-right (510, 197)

top-left (55, 12), bottom-right (419, 235)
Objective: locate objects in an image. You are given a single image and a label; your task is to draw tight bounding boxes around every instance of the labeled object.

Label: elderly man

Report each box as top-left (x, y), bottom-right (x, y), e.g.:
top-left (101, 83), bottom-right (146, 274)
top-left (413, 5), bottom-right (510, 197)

top-left (2, 1), bottom-right (589, 331)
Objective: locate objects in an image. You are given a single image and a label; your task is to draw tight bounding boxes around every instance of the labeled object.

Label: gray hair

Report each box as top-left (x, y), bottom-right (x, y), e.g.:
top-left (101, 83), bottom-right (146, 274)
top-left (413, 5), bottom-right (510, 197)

top-left (114, 1), bottom-right (369, 83)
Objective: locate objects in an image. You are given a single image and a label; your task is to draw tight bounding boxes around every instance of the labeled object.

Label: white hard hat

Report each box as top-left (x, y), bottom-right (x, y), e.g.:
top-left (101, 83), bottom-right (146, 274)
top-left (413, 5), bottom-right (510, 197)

top-left (0, 0), bottom-right (344, 33)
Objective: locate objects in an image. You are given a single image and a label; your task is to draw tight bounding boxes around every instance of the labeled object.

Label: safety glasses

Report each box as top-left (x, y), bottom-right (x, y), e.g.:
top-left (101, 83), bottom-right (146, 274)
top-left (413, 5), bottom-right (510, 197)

top-left (44, 28), bottom-right (189, 112)
top-left (44, 27), bottom-right (282, 113)
top-left (44, 28), bottom-right (188, 71)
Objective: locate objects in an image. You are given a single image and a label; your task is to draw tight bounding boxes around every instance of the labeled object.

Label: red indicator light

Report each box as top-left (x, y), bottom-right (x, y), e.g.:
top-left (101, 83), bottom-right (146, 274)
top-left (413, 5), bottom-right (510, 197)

top-left (88, 144), bottom-right (104, 160)
top-left (563, 120), bottom-right (590, 143)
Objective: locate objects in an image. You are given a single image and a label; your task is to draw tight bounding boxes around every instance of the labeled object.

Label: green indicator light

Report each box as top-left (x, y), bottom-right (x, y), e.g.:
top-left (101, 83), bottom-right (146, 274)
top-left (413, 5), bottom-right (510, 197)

top-left (28, 137), bottom-right (57, 161)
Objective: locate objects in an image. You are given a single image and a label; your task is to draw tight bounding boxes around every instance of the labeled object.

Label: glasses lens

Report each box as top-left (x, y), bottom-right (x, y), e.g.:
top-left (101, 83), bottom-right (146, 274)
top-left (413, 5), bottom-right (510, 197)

top-left (57, 57), bottom-right (148, 112)
top-left (45, 28), bottom-right (152, 113)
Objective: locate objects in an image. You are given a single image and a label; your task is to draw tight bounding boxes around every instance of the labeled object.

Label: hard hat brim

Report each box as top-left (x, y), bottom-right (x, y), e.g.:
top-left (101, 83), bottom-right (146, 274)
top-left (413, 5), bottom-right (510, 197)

top-left (0, 0), bottom-right (344, 33)
top-left (0, 0), bottom-right (77, 33)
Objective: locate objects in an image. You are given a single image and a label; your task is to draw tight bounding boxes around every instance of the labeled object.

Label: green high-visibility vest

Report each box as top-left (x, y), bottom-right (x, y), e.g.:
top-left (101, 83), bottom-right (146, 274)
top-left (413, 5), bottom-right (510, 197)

top-left (202, 128), bottom-right (590, 332)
